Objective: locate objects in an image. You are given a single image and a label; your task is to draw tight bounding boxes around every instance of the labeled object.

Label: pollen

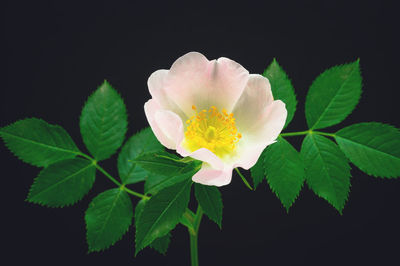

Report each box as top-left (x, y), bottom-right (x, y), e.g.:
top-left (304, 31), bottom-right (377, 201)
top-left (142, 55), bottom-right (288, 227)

top-left (184, 105), bottom-right (242, 158)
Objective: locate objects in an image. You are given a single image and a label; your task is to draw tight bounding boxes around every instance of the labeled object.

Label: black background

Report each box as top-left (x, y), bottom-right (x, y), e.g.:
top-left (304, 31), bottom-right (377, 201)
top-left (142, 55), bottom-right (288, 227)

top-left (2, 1), bottom-right (400, 265)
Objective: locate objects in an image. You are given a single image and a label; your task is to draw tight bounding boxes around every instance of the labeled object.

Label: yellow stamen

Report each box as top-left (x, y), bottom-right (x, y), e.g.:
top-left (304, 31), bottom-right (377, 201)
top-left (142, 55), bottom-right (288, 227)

top-left (184, 105), bottom-right (241, 158)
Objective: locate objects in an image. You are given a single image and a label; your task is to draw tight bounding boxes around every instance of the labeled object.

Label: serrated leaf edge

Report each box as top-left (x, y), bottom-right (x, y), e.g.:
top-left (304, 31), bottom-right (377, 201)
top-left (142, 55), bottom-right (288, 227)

top-left (85, 189), bottom-right (133, 253)
top-left (263, 58), bottom-right (298, 128)
top-left (135, 180), bottom-right (191, 254)
top-left (0, 117), bottom-right (80, 167)
top-left (335, 122), bottom-right (400, 178)
top-left (26, 159), bottom-right (96, 208)
top-left (306, 59), bottom-right (362, 130)
top-left (195, 184), bottom-right (222, 228)
top-left (304, 134), bottom-right (351, 214)
top-left (263, 140), bottom-right (305, 212)
top-left (117, 127), bottom-right (164, 185)
top-left (150, 232), bottom-right (172, 255)
top-left (79, 80), bottom-right (128, 161)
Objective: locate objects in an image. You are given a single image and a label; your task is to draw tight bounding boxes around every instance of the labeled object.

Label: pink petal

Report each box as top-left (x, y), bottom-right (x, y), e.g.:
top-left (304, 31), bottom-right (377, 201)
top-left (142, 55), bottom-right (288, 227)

top-left (233, 100), bottom-right (287, 169)
top-left (192, 165), bottom-right (233, 186)
top-left (176, 145), bottom-right (224, 170)
top-left (147, 69), bottom-right (187, 119)
top-left (255, 100), bottom-right (287, 141)
top-left (233, 140), bottom-right (275, 170)
top-left (165, 52), bottom-right (249, 116)
top-left (233, 74), bottom-right (274, 133)
top-left (144, 99), bottom-right (184, 150)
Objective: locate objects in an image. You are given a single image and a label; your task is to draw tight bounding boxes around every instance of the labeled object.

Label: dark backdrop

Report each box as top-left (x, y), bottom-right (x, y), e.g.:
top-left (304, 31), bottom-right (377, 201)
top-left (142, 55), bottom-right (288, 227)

top-left (2, 1), bottom-right (399, 265)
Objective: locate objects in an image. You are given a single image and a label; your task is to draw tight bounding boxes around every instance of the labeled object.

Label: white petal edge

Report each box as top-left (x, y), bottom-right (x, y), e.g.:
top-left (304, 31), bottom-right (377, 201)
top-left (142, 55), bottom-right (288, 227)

top-left (233, 74), bottom-right (274, 133)
top-left (176, 145), bottom-right (224, 170)
top-left (192, 164), bottom-right (233, 187)
top-left (232, 100), bottom-right (287, 169)
top-left (144, 99), bottom-right (184, 150)
top-left (147, 69), bottom-right (187, 120)
top-left (165, 52), bottom-right (249, 116)
top-left (233, 140), bottom-right (276, 170)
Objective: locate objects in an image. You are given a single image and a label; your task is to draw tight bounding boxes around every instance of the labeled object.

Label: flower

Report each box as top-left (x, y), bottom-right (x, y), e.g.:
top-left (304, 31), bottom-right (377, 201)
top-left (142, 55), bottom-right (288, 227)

top-left (144, 52), bottom-right (287, 186)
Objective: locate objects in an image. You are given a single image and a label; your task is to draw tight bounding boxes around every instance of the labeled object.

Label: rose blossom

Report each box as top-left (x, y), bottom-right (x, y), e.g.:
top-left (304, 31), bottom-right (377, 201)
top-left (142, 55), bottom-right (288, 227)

top-left (144, 52), bottom-right (287, 186)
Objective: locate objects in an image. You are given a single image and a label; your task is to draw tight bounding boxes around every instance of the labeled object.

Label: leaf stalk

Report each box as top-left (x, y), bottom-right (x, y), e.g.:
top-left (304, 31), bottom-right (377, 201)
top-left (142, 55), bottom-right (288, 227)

top-left (77, 152), bottom-right (148, 199)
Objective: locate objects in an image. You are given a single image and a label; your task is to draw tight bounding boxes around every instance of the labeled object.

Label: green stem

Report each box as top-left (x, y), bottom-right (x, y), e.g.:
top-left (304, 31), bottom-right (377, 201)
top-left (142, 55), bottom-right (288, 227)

top-left (279, 130), bottom-right (335, 138)
top-left (123, 186), bottom-right (149, 200)
top-left (313, 131), bottom-right (336, 137)
top-left (189, 206), bottom-right (203, 266)
top-left (235, 168), bottom-right (253, 190)
top-left (77, 152), bottom-right (148, 199)
top-left (76, 152), bottom-right (93, 161)
top-left (279, 130), bottom-right (310, 137)
top-left (93, 162), bottom-right (122, 187)
top-left (189, 233), bottom-right (198, 266)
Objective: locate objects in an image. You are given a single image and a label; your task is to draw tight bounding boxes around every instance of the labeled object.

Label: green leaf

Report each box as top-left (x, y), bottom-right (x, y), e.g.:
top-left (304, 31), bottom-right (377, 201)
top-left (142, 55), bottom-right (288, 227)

top-left (305, 60), bottom-right (362, 130)
top-left (301, 134), bottom-right (351, 213)
top-left (250, 151), bottom-right (266, 189)
top-left (118, 127), bottom-right (164, 185)
top-left (150, 233), bottom-right (171, 255)
top-left (132, 151), bottom-right (188, 176)
top-left (264, 137), bottom-right (305, 211)
top-left (144, 162), bottom-right (200, 195)
top-left (134, 199), bottom-right (172, 254)
top-left (85, 188), bottom-right (133, 252)
top-left (135, 179), bottom-right (192, 254)
top-left (134, 199), bottom-right (147, 227)
top-left (335, 122), bottom-right (400, 178)
top-left (27, 158), bottom-right (95, 207)
top-left (194, 183), bottom-right (223, 228)
top-left (263, 59), bottom-right (297, 128)
top-left (0, 118), bottom-right (79, 167)
top-left (80, 80), bottom-right (128, 161)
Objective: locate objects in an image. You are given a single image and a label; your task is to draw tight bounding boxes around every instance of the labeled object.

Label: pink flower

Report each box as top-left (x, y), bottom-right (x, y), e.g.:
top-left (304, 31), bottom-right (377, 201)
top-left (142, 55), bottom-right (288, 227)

top-left (145, 52), bottom-right (287, 186)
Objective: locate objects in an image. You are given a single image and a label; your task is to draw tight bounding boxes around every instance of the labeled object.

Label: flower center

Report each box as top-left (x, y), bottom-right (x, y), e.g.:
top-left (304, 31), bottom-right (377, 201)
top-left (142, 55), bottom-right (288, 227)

top-left (184, 105), bottom-right (242, 158)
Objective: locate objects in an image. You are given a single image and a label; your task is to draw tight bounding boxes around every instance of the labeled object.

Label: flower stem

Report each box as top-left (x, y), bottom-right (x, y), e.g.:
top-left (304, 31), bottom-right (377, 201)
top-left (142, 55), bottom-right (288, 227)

top-left (189, 206), bottom-right (203, 266)
top-left (189, 233), bottom-right (199, 266)
top-left (235, 168), bottom-right (253, 190)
